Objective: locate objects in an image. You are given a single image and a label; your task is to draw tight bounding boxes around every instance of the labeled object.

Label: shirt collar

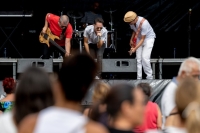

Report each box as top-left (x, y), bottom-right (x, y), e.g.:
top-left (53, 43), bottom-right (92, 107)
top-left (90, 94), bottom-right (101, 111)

top-left (172, 77), bottom-right (178, 85)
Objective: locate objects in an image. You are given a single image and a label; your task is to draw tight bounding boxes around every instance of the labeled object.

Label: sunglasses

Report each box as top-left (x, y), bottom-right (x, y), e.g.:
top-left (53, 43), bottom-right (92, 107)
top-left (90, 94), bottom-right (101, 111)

top-left (96, 27), bottom-right (103, 30)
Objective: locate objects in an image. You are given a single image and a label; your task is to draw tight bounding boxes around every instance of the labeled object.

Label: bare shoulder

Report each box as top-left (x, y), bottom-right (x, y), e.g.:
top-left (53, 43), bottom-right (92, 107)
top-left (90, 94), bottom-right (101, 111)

top-left (86, 120), bottom-right (109, 133)
top-left (18, 113), bottom-right (38, 133)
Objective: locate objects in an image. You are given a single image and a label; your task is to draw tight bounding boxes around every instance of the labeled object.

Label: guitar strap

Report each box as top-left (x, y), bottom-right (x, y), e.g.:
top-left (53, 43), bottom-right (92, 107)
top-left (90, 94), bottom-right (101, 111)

top-left (132, 18), bottom-right (146, 47)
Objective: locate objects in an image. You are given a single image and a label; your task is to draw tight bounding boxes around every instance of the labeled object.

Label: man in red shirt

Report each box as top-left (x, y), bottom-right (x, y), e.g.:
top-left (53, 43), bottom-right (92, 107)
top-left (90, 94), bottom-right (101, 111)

top-left (42, 13), bottom-right (73, 58)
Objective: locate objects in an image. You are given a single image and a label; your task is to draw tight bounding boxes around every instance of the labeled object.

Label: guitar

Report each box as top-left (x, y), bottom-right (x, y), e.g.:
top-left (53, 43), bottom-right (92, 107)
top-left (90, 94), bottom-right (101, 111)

top-left (128, 35), bottom-right (136, 56)
top-left (39, 28), bottom-right (66, 54)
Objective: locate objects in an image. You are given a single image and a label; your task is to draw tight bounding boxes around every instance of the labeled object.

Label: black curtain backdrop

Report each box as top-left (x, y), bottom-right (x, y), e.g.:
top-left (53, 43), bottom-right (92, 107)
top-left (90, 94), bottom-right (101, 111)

top-left (0, 0), bottom-right (200, 79)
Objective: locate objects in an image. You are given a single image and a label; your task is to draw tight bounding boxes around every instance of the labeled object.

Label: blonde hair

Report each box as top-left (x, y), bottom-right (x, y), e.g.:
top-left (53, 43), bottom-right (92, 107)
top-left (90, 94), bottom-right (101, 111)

top-left (175, 77), bottom-right (200, 133)
top-left (92, 82), bottom-right (110, 103)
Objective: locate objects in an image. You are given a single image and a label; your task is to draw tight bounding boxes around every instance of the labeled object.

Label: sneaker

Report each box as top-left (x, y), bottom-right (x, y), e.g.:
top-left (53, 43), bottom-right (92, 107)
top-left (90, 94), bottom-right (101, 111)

top-left (146, 76), bottom-right (153, 80)
top-left (58, 55), bottom-right (63, 59)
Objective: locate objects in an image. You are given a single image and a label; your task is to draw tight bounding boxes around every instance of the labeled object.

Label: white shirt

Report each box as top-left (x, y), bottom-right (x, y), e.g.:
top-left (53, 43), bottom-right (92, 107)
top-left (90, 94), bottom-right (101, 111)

top-left (145, 127), bottom-right (187, 133)
top-left (0, 95), bottom-right (5, 100)
top-left (34, 106), bottom-right (88, 133)
top-left (163, 127), bottom-right (187, 133)
top-left (0, 112), bottom-right (17, 133)
top-left (84, 25), bottom-right (107, 44)
top-left (161, 78), bottom-right (178, 126)
top-left (130, 16), bottom-right (156, 41)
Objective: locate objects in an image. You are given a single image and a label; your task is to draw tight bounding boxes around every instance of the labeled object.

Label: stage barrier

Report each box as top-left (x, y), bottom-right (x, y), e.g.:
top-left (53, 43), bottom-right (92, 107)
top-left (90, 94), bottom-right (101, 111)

top-left (82, 79), bottom-right (171, 107)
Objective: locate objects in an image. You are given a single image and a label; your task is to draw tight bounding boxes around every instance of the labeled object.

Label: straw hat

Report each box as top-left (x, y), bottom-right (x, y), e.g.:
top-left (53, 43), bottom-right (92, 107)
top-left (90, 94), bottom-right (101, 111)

top-left (124, 11), bottom-right (137, 22)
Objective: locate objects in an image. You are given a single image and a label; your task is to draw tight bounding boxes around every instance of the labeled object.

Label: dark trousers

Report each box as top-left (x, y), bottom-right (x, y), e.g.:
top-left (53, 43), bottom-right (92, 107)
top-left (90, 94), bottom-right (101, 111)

top-left (88, 43), bottom-right (105, 76)
top-left (42, 44), bottom-right (65, 59)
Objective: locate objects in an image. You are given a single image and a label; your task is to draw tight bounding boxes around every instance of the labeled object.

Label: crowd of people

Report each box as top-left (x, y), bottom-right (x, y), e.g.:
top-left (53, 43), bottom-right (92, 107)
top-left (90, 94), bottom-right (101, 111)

top-left (0, 54), bottom-right (200, 133)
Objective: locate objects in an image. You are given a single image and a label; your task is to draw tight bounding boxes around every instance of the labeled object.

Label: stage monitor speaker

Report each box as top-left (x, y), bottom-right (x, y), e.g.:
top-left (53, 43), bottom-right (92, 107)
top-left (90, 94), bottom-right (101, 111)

top-left (17, 59), bottom-right (53, 73)
top-left (102, 59), bottom-right (137, 72)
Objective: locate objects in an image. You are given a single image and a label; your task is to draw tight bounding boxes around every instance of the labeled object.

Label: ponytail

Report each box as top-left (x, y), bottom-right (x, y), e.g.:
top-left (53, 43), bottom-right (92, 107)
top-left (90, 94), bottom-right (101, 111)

top-left (89, 100), bottom-right (105, 121)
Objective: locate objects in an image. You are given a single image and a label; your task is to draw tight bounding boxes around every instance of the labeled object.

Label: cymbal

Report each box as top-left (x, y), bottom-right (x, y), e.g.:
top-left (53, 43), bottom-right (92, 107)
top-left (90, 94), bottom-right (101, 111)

top-left (67, 10), bottom-right (83, 19)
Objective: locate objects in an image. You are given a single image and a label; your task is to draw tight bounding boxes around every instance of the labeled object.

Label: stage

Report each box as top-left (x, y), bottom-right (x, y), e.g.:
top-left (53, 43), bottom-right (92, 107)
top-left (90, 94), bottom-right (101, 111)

top-left (0, 58), bottom-right (189, 80)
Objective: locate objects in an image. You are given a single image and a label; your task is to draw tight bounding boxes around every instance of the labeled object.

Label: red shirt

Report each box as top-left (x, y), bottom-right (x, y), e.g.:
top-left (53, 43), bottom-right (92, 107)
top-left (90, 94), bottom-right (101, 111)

top-left (134, 101), bottom-right (158, 133)
top-left (46, 13), bottom-right (73, 46)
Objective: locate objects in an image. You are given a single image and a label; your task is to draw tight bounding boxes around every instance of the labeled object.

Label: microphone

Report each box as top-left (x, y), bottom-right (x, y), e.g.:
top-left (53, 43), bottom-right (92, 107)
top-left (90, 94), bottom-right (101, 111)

top-left (97, 35), bottom-right (101, 42)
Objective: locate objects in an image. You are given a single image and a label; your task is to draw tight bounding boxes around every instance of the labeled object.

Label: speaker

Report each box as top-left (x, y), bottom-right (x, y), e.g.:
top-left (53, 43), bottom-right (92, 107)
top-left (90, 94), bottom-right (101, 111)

top-left (17, 59), bottom-right (53, 73)
top-left (102, 59), bottom-right (137, 72)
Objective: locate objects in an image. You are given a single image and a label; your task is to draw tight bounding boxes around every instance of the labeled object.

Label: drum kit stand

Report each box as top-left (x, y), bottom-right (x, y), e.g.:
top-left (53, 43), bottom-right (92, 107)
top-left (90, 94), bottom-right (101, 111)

top-left (66, 8), bottom-right (117, 53)
top-left (104, 8), bottom-right (117, 52)
top-left (67, 11), bottom-right (84, 53)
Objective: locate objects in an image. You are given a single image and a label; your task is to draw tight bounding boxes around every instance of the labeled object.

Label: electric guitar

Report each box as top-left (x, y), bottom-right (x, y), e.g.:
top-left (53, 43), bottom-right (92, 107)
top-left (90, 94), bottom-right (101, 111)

top-left (128, 35), bottom-right (137, 56)
top-left (39, 28), bottom-right (66, 54)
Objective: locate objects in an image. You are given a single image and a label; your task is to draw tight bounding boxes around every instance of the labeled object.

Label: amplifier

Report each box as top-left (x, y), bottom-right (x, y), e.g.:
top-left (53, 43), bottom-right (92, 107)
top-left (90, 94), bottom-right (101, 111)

top-left (102, 59), bottom-right (137, 72)
top-left (17, 59), bottom-right (53, 73)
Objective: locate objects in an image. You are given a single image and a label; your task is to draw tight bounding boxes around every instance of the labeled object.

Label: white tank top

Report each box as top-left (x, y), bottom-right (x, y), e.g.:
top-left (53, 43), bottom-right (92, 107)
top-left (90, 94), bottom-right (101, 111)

top-left (34, 106), bottom-right (88, 133)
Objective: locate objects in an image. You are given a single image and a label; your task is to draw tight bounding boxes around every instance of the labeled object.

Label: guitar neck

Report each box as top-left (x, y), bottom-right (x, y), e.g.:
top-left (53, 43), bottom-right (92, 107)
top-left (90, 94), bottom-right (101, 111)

top-left (49, 39), bottom-right (66, 54)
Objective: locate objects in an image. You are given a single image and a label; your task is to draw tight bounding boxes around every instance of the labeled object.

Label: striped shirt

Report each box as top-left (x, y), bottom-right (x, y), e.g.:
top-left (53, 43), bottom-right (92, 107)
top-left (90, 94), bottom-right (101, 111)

top-left (83, 25), bottom-right (107, 44)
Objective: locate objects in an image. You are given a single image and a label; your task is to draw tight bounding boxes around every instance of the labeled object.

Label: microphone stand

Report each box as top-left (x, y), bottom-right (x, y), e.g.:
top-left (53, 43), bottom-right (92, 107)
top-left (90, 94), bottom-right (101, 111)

top-left (108, 8), bottom-right (116, 52)
top-left (188, 8), bottom-right (192, 56)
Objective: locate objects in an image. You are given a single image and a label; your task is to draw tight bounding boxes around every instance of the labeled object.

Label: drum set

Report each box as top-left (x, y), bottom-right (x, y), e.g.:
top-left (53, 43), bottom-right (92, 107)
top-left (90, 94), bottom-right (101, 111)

top-left (66, 8), bottom-right (117, 53)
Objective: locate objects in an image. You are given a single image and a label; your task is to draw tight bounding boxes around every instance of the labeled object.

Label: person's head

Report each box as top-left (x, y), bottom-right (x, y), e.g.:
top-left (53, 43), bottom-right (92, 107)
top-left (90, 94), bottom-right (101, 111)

top-left (58, 15), bottom-right (69, 29)
top-left (91, 2), bottom-right (100, 12)
top-left (178, 57), bottom-right (200, 80)
top-left (137, 83), bottom-right (151, 104)
top-left (124, 11), bottom-right (138, 25)
top-left (92, 82), bottom-right (110, 103)
top-left (104, 84), bottom-right (145, 127)
top-left (13, 67), bottom-right (54, 126)
top-left (58, 53), bottom-right (97, 103)
top-left (94, 18), bottom-right (104, 34)
top-left (2, 77), bottom-right (16, 94)
top-left (175, 77), bottom-right (200, 133)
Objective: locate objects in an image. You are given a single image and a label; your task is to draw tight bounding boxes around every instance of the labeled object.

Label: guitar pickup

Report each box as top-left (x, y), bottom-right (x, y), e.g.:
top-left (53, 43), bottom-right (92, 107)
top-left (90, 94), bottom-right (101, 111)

top-left (43, 34), bottom-right (48, 40)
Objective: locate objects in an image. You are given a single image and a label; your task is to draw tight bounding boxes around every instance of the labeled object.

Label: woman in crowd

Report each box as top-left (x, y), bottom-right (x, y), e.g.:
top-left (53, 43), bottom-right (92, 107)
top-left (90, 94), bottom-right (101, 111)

top-left (0, 67), bottom-right (54, 133)
top-left (86, 81), bottom-right (110, 126)
top-left (175, 77), bottom-right (200, 133)
top-left (134, 83), bottom-right (162, 133)
top-left (0, 77), bottom-right (16, 112)
top-left (93, 83), bottom-right (145, 133)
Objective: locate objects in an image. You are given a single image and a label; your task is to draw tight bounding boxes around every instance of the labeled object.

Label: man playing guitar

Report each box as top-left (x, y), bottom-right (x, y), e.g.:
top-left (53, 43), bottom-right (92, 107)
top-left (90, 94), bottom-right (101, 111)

top-left (124, 11), bottom-right (156, 80)
top-left (42, 13), bottom-right (73, 58)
